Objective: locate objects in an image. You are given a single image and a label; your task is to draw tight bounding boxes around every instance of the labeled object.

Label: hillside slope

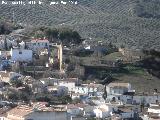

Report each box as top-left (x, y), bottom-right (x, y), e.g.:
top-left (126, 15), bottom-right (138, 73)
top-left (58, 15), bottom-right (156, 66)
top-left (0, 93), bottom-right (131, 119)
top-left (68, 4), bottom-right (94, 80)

top-left (0, 0), bottom-right (160, 49)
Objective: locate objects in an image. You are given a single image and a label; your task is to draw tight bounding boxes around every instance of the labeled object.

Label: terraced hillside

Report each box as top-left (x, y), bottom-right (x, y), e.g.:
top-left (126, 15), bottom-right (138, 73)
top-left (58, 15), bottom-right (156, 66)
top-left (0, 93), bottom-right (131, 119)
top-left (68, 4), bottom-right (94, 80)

top-left (1, 0), bottom-right (160, 49)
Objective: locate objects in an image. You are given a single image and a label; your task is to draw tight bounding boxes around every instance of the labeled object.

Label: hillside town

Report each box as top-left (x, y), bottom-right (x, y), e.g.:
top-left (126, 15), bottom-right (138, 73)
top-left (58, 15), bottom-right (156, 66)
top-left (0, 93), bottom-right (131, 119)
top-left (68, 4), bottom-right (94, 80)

top-left (0, 31), bottom-right (160, 120)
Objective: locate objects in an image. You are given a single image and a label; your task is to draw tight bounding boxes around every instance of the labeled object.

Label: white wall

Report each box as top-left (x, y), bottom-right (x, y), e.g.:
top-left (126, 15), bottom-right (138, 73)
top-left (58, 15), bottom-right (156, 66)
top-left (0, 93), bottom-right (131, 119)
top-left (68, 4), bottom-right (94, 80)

top-left (106, 83), bottom-right (131, 96)
top-left (75, 86), bottom-right (98, 94)
top-left (133, 96), bottom-right (160, 104)
top-left (75, 86), bottom-right (88, 94)
top-left (148, 108), bottom-right (160, 114)
top-left (93, 108), bottom-right (111, 118)
top-left (93, 109), bottom-right (103, 118)
top-left (67, 108), bottom-right (82, 116)
top-left (59, 81), bottom-right (76, 92)
top-left (107, 87), bottom-right (128, 95)
top-left (107, 95), bottom-right (160, 104)
top-left (93, 105), bottom-right (112, 118)
top-left (72, 95), bottom-right (81, 100)
top-left (92, 100), bottom-right (105, 105)
top-left (121, 112), bottom-right (134, 119)
top-left (11, 49), bottom-right (32, 62)
top-left (0, 117), bottom-right (5, 120)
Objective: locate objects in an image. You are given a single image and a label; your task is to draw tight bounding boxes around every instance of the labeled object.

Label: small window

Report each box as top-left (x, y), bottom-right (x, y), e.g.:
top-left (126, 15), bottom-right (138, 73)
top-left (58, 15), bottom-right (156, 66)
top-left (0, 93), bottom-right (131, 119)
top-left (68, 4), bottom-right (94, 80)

top-left (19, 51), bottom-right (22, 54)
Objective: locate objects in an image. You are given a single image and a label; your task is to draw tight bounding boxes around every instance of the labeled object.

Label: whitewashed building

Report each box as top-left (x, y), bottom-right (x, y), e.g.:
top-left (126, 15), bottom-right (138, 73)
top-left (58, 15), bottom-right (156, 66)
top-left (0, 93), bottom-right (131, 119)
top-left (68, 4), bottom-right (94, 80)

top-left (47, 86), bottom-right (68, 96)
top-left (93, 104), bottom-right (113, 119)
top-left (147, 103), bottom-right (160, 119)
top-left (75, 83), bottom-right (103, 96)
top-left (19, 41), bottom-right (25, 49)
top-left (10, 48), bottom-right (33, 62)
top-left (66, 103), bottom-right (87, 116)
top-left (133, 95), bottom-right (160, 104)
top-left (118, 107), bottom-right (135, 119)
top-left (40, 77), bottom-right (59, 86)
top-left (106, 83), bottom-right (133, 96)
top-left (148, 104), bottom-right (160, 114)
top-left (59, 79), bottom-right (77, 93)
top-left (26, 39), bottom-right (49, 52)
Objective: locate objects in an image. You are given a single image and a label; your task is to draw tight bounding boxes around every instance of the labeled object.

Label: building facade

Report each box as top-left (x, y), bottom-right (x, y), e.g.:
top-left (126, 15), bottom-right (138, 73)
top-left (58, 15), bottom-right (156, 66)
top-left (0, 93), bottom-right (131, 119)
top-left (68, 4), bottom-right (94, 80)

top-left (10, 48), bottom-right (33, 62)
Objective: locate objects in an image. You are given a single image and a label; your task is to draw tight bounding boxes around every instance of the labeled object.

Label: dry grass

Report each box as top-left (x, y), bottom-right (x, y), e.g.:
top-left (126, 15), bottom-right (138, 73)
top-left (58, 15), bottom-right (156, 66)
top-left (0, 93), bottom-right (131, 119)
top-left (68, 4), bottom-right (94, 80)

top-left (113, 72), bottom-right (160, 93)
top-left (77, 52), bottom-right (160, 93)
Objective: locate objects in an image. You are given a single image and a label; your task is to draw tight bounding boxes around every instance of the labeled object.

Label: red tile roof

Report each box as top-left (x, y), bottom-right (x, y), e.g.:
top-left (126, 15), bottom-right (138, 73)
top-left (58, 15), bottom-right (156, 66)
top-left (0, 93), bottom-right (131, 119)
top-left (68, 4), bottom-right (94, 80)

top-left (7, 105), bottom-right (33, 117)
top-left (67, 103), bottom-right (87, 109)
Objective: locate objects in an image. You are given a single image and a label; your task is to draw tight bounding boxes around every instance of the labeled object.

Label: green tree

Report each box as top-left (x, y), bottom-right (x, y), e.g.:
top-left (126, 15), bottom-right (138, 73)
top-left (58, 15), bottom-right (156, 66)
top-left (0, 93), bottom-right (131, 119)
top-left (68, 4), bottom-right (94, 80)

top-left (59, 29), bottom-right (71, 41)
top-left (45, 28), bottom-right (58, 41)
top-left (102, 73), bottom-right (115, 100)
top-left (71, 31), bottom-right (82, 44)
top-left (10, 79), bottom-right (23, 88)
top-left (72, 98), bottom-right (81, 104)
top-left (59, 95), bottom-right (72, 104)
top-left (8, 92), bottom-right (19, 101)
top-left (19, 92), bottom-right (29, 101)
top-left (0, 24), bottom-right (5, 34)
top-left (34, 31), bottom-right (45, 39)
